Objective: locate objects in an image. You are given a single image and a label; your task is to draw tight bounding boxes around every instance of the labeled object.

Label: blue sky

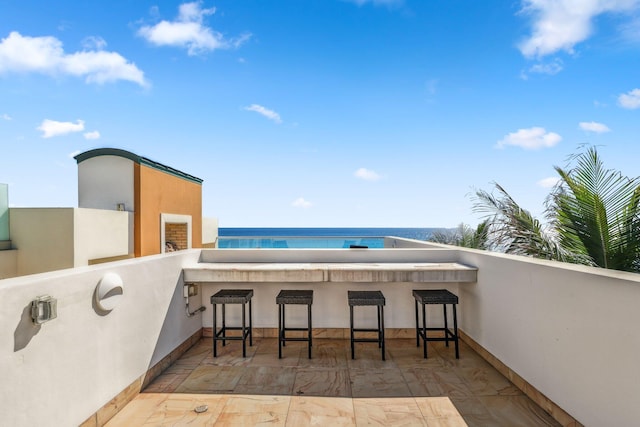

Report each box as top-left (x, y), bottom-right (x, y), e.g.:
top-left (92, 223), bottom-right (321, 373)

top-left (1, 0), bottom-right (639, 227)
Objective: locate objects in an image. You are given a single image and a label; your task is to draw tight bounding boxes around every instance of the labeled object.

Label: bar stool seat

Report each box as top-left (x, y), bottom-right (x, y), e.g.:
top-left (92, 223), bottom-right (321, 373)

top-left (413, 289), bottom-right (459, 359)
top-left (348, 290), bottom-right (386, 360)
top-left (277, 290), bottom-right (313, 359)
top-left (211, 289), bottom-right (253, 357)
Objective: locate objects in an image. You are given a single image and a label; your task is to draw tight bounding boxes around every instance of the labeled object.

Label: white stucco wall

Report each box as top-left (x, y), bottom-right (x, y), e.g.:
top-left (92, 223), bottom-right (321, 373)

top-left (0, 250), bottom-right (202, 427)
top-left (452, 248), bottom-right (640, 427)
top-left (77, 156), bottom-right (135, 212)
top-left (74, 208), bottom-right (132, 265)
top-left (10, 208), bottom-right (75, 275)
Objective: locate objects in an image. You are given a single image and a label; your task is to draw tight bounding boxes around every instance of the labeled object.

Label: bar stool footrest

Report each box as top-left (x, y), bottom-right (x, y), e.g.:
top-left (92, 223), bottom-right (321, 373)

top-left (214, 327), bottom-right (251, 340)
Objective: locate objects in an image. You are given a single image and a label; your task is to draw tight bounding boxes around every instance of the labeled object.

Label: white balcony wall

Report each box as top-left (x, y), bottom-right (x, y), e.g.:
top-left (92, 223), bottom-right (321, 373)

top-left (73, 208), bottom-right (132, 265)
top-left (453, 248), bottom-right (640, 426)
top-left (0, 250), bottom-right (202, 427)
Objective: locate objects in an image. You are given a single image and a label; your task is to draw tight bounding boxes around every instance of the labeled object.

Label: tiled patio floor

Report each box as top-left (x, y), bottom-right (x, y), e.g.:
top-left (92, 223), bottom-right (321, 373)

top-left (106, 338), bottom-right (560, 426)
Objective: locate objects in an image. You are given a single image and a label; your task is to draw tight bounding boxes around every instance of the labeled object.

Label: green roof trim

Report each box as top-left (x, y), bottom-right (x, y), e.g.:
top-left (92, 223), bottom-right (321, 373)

top-left (74, 148), bottom-right (203, 185)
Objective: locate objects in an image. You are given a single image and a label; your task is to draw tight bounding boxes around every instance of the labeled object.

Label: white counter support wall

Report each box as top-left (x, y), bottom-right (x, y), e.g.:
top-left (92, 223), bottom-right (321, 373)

top-left (192, 248), bottom-right (475, 329)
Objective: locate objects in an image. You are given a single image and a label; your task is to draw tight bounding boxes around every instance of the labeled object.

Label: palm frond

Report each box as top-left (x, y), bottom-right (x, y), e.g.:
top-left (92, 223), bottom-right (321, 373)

top-left (549, 147), bottom-right (640, 272)
top-left (473, 183), bottom-right (591, 264)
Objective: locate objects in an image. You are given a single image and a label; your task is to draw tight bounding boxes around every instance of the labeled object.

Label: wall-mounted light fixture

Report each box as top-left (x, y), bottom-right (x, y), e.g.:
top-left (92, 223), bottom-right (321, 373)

top-left (31, 295), bottom-right (57, 324)
top-left (95, 272), bottom-right (124, 312)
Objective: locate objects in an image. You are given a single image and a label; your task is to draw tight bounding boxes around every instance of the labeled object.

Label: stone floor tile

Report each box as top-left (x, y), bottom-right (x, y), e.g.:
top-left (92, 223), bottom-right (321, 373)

top-left (297, 341), bottom-right (349, 369)
top-left (349, 368), bottom-right (412, 398)
top-left (104, 393), bottom-right (169, 426)
top-left (353, 397), bottom-right (428, 426)
top-left (286, 396), bottom-right (355, 426)
top-left (478, 395), bottom-right (561, 427)
top-left (401, 367), bottom-right (447, 397)
top-left (110, 338), bottom-right (566, 427)
top-left (234, 366), bottom-right (296, 395)
top-left (174, 365), bottom-right (244, 393)
top-left (293, 368), bottom-right (351, 397)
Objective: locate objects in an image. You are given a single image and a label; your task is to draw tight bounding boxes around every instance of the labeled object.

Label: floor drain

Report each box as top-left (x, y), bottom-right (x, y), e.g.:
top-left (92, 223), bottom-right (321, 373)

top-left (194, 405), bottom-right (208, 413)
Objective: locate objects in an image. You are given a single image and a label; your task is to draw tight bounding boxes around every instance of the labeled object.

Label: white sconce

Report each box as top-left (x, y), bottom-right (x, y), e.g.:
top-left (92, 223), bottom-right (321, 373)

top-left (31, 295), bottom-right (57, 324)
top-left (95, 272), bottom-right (124, 312)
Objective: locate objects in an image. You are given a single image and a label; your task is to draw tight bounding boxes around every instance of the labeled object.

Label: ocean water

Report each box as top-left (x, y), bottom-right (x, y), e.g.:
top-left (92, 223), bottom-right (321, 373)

top-left (218, 228), bottom-right (441, 249)
top-left (219, 227), bottom-right (439, 239)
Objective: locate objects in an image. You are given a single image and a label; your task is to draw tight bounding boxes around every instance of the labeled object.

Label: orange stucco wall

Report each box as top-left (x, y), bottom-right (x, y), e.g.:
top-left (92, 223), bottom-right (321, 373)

top-left (135, 164), bottom-right (202, 257)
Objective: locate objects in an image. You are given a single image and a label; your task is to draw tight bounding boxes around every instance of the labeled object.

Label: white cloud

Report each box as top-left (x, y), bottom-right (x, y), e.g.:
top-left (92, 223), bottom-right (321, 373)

top-left (292, 197), bottom-right (312, 208)
top-left (496, 127), bottom-right (562, 150)
top-left (618, 88), bottom-right (640, 109)
top-left (1, 113), bottom-right (11, 120)
top-left (0, 31), bottom-right (147, 86)
top-left (37, 119), bottom-right (84, 138)
top-left (231, 33), bottom-right (252, 49)
top-left (244, 104), bottom-right (282, 123)
top-left (68, 150), bottom-right (82, 158)
top-left (526, 58), bottom-right (564, 77)
top-left (518, 0), bottom-right (640, 58)
top-left (619, 15), bottom-right (640, 42)
top-left (354, 167), bottom-right (381, 181)
top-left (538, 176), bottom-right (560, 188)
top-left (579, 121), bottom-right (611, 133)
top-left (83, 130), bottom-right (101, 140)
top-left (81, 36), bottom-right (107, 50)
top-left (138, 1), bottom-right (251, 56)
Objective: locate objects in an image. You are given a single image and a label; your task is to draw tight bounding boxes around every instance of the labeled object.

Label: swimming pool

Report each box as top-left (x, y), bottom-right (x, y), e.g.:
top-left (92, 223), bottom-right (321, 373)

top-left (218, 236), bottom-right (384, 249)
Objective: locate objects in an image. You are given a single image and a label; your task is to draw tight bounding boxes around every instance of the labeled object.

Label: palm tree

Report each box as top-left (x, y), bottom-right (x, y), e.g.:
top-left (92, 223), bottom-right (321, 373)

top-left (550, 147), bottom-right (640, 271)
top-left (429, 220), bottom-right (491, 250)
top-left (472, 183), bottom-right (584, 263)
top-left (473, 147), bottom-right (640, 272)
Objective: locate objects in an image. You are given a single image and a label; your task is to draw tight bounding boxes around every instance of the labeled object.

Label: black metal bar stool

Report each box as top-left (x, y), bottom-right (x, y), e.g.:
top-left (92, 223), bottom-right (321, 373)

top-left (348, 290), bottom-right (386, 360)
top-left (277, 290), bottom-right (313, 359)
top-left (413, 289), bottom-right (459, 359)
top-left (211, 289), bottom-right (253, 357)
